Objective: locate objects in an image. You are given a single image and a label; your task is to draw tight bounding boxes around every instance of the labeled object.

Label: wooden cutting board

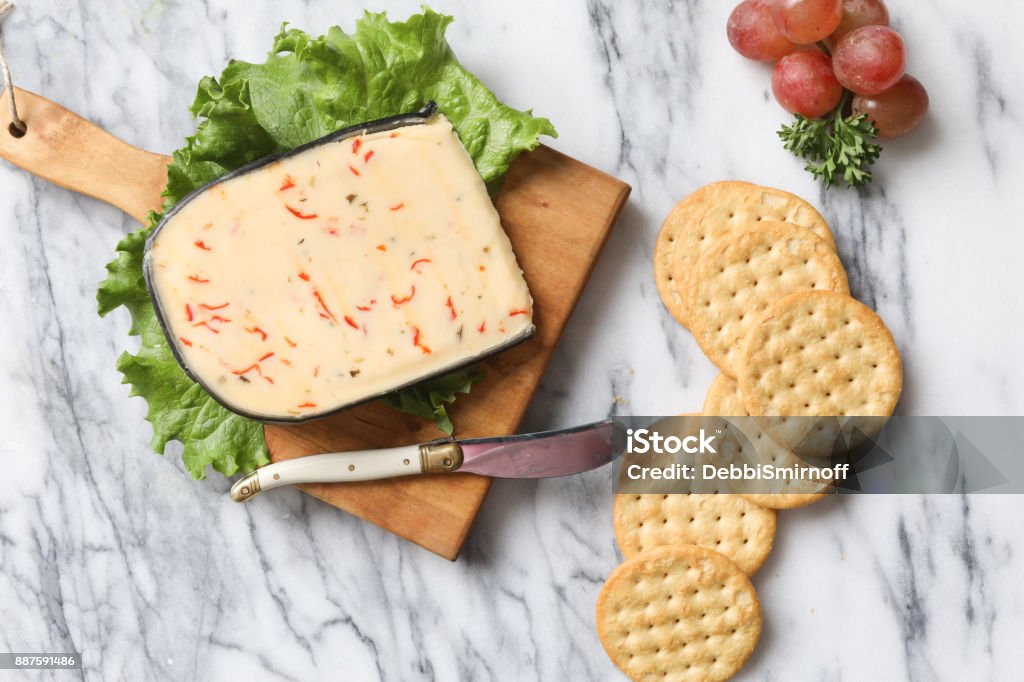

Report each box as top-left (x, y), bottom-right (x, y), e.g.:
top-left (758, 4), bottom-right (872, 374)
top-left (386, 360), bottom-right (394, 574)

top-left (1, 88), bottom-right (630, 559)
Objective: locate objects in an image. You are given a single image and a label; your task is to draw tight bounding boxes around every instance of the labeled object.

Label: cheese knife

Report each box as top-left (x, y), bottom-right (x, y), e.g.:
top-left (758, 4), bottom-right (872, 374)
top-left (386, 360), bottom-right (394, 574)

top-left (230, 419), bottom-right (625, 502)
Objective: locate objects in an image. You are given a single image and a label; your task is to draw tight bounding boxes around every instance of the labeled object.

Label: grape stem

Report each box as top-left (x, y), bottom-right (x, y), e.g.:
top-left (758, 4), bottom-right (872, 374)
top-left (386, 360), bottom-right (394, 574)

top-left (836, 89), bottom-right (852, 118)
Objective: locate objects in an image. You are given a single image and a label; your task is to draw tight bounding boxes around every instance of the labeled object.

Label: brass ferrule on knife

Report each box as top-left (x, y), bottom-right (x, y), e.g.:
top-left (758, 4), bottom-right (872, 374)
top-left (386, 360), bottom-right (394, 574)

top-left (419, 441), bottom-right (464, 473)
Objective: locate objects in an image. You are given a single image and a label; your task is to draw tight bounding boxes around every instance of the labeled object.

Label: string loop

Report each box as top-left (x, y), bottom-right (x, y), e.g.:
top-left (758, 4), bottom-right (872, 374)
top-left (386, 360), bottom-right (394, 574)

top-left (0, 1), bottom-right (26, 137)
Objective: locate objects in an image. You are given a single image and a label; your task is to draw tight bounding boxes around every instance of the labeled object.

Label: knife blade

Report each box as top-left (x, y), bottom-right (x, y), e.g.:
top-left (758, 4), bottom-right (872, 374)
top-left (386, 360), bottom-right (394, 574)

top-left (230, 420), bottom-right (624, 503)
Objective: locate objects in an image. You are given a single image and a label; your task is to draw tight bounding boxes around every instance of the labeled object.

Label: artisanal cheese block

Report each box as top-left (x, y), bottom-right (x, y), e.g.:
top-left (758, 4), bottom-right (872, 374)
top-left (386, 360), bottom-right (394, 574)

top-left (145, 112), bottom-right (533, 422)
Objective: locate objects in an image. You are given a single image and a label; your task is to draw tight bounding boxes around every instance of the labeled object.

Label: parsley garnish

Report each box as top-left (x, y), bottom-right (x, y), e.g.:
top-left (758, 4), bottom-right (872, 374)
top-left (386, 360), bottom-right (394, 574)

top-left (778, 94), bottom-right (882, 188)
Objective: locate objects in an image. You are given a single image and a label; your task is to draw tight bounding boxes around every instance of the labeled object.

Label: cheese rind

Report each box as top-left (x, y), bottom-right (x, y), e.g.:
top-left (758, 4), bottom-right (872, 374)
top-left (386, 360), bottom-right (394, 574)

top-left (145, 114), bottom-right (533, 422)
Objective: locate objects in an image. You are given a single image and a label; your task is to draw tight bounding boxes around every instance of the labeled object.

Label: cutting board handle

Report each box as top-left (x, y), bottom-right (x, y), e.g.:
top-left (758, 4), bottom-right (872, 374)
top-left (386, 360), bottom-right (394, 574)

top-left (0, 87), bottom-right (170, 223)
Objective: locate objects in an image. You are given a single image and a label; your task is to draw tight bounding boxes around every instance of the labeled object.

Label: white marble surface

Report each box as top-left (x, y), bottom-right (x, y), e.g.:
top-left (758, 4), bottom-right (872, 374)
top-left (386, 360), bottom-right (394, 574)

top-left (1, 0), bottom-right (1023, 680)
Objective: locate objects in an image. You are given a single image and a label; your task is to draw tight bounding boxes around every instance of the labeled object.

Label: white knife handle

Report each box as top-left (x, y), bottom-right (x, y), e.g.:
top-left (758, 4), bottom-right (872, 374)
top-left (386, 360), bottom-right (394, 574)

top-left (230, 441), bottom-right (464, 502)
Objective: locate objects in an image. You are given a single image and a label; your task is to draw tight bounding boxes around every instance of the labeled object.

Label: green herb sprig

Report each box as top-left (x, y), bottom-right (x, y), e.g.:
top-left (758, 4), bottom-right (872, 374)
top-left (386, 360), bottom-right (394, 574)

top-left (778, 94), bottom-right (882, 188)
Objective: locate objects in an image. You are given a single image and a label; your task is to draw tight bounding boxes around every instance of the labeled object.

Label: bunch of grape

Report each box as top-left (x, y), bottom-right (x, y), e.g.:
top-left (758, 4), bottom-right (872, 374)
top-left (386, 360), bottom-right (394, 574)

top-left (727, 0), bottom-right (928, 185)
top-left (728, 0), bottom-right (927, 137)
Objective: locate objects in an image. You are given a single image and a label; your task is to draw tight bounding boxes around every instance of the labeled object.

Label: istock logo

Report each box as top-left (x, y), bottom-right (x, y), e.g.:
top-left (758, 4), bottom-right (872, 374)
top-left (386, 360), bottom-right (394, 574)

top-left (626, 428), bottom-right (717, 455)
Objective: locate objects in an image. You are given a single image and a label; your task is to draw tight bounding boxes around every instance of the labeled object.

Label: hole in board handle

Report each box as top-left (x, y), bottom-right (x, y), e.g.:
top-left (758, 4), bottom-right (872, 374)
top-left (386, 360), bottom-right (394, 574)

top-left (8, 121), bottom-right (26, 138)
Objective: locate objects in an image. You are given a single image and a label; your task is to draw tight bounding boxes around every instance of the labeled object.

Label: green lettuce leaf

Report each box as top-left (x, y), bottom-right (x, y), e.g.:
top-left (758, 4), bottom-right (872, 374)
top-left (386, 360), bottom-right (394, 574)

top-left (380, 369), bottom-right (484, 436)
top-left (97, 8), bottom-right (555, 479)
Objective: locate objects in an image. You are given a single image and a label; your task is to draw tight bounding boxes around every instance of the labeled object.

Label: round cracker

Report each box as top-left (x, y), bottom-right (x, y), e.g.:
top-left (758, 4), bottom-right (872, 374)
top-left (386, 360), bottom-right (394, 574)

top-left (728, 418), bottom-right (832, 508)
top-left (702, 386), bottom-right (831, 508)
top-left (701, 379), bottom-right (831, 507)
top-left (686, 221), bottom-right (849, 377)
top-left (613, 493), bottom-right (776, 574)
top-left (671, 184), bottom-right (834, 322)
top-left (703, 373), bottom-right (750, 416)
top-left (654, 181), bottom-right (760, 328)
top-left (738, 290), bottom-right (902, 418)
top-left (596, 545), bottom-right (762, 682)
top-left (739, 491), bottom-right (828, 509)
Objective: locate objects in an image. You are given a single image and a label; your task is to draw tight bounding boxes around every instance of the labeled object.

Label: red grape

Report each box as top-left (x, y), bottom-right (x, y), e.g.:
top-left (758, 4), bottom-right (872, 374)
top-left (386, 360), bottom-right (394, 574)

top-left (830, 0), bottom-right (889, 43)
top-left (728, 0), bottom-right (797, 61)
top-left (771, 0), bottom-right (843, 44)
top-left (772, 49), bottom-right (844, 118)
top-left (833, 25), bottom-right (906, 95)
top-left (852, 74), bottom-right (928, 138)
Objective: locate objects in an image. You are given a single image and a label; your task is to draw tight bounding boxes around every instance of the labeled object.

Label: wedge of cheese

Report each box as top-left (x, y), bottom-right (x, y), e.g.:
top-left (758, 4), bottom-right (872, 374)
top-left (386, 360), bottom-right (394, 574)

top-left (145, 111), bottom-right (533, 422)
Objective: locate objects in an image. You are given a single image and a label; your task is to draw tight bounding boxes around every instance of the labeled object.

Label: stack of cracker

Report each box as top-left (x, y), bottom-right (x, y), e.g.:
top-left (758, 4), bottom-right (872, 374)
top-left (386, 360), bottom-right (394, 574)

top-left (654, 180), bottom-right (902, 507)
top-left (595, 182), bottom-right (903, 681)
